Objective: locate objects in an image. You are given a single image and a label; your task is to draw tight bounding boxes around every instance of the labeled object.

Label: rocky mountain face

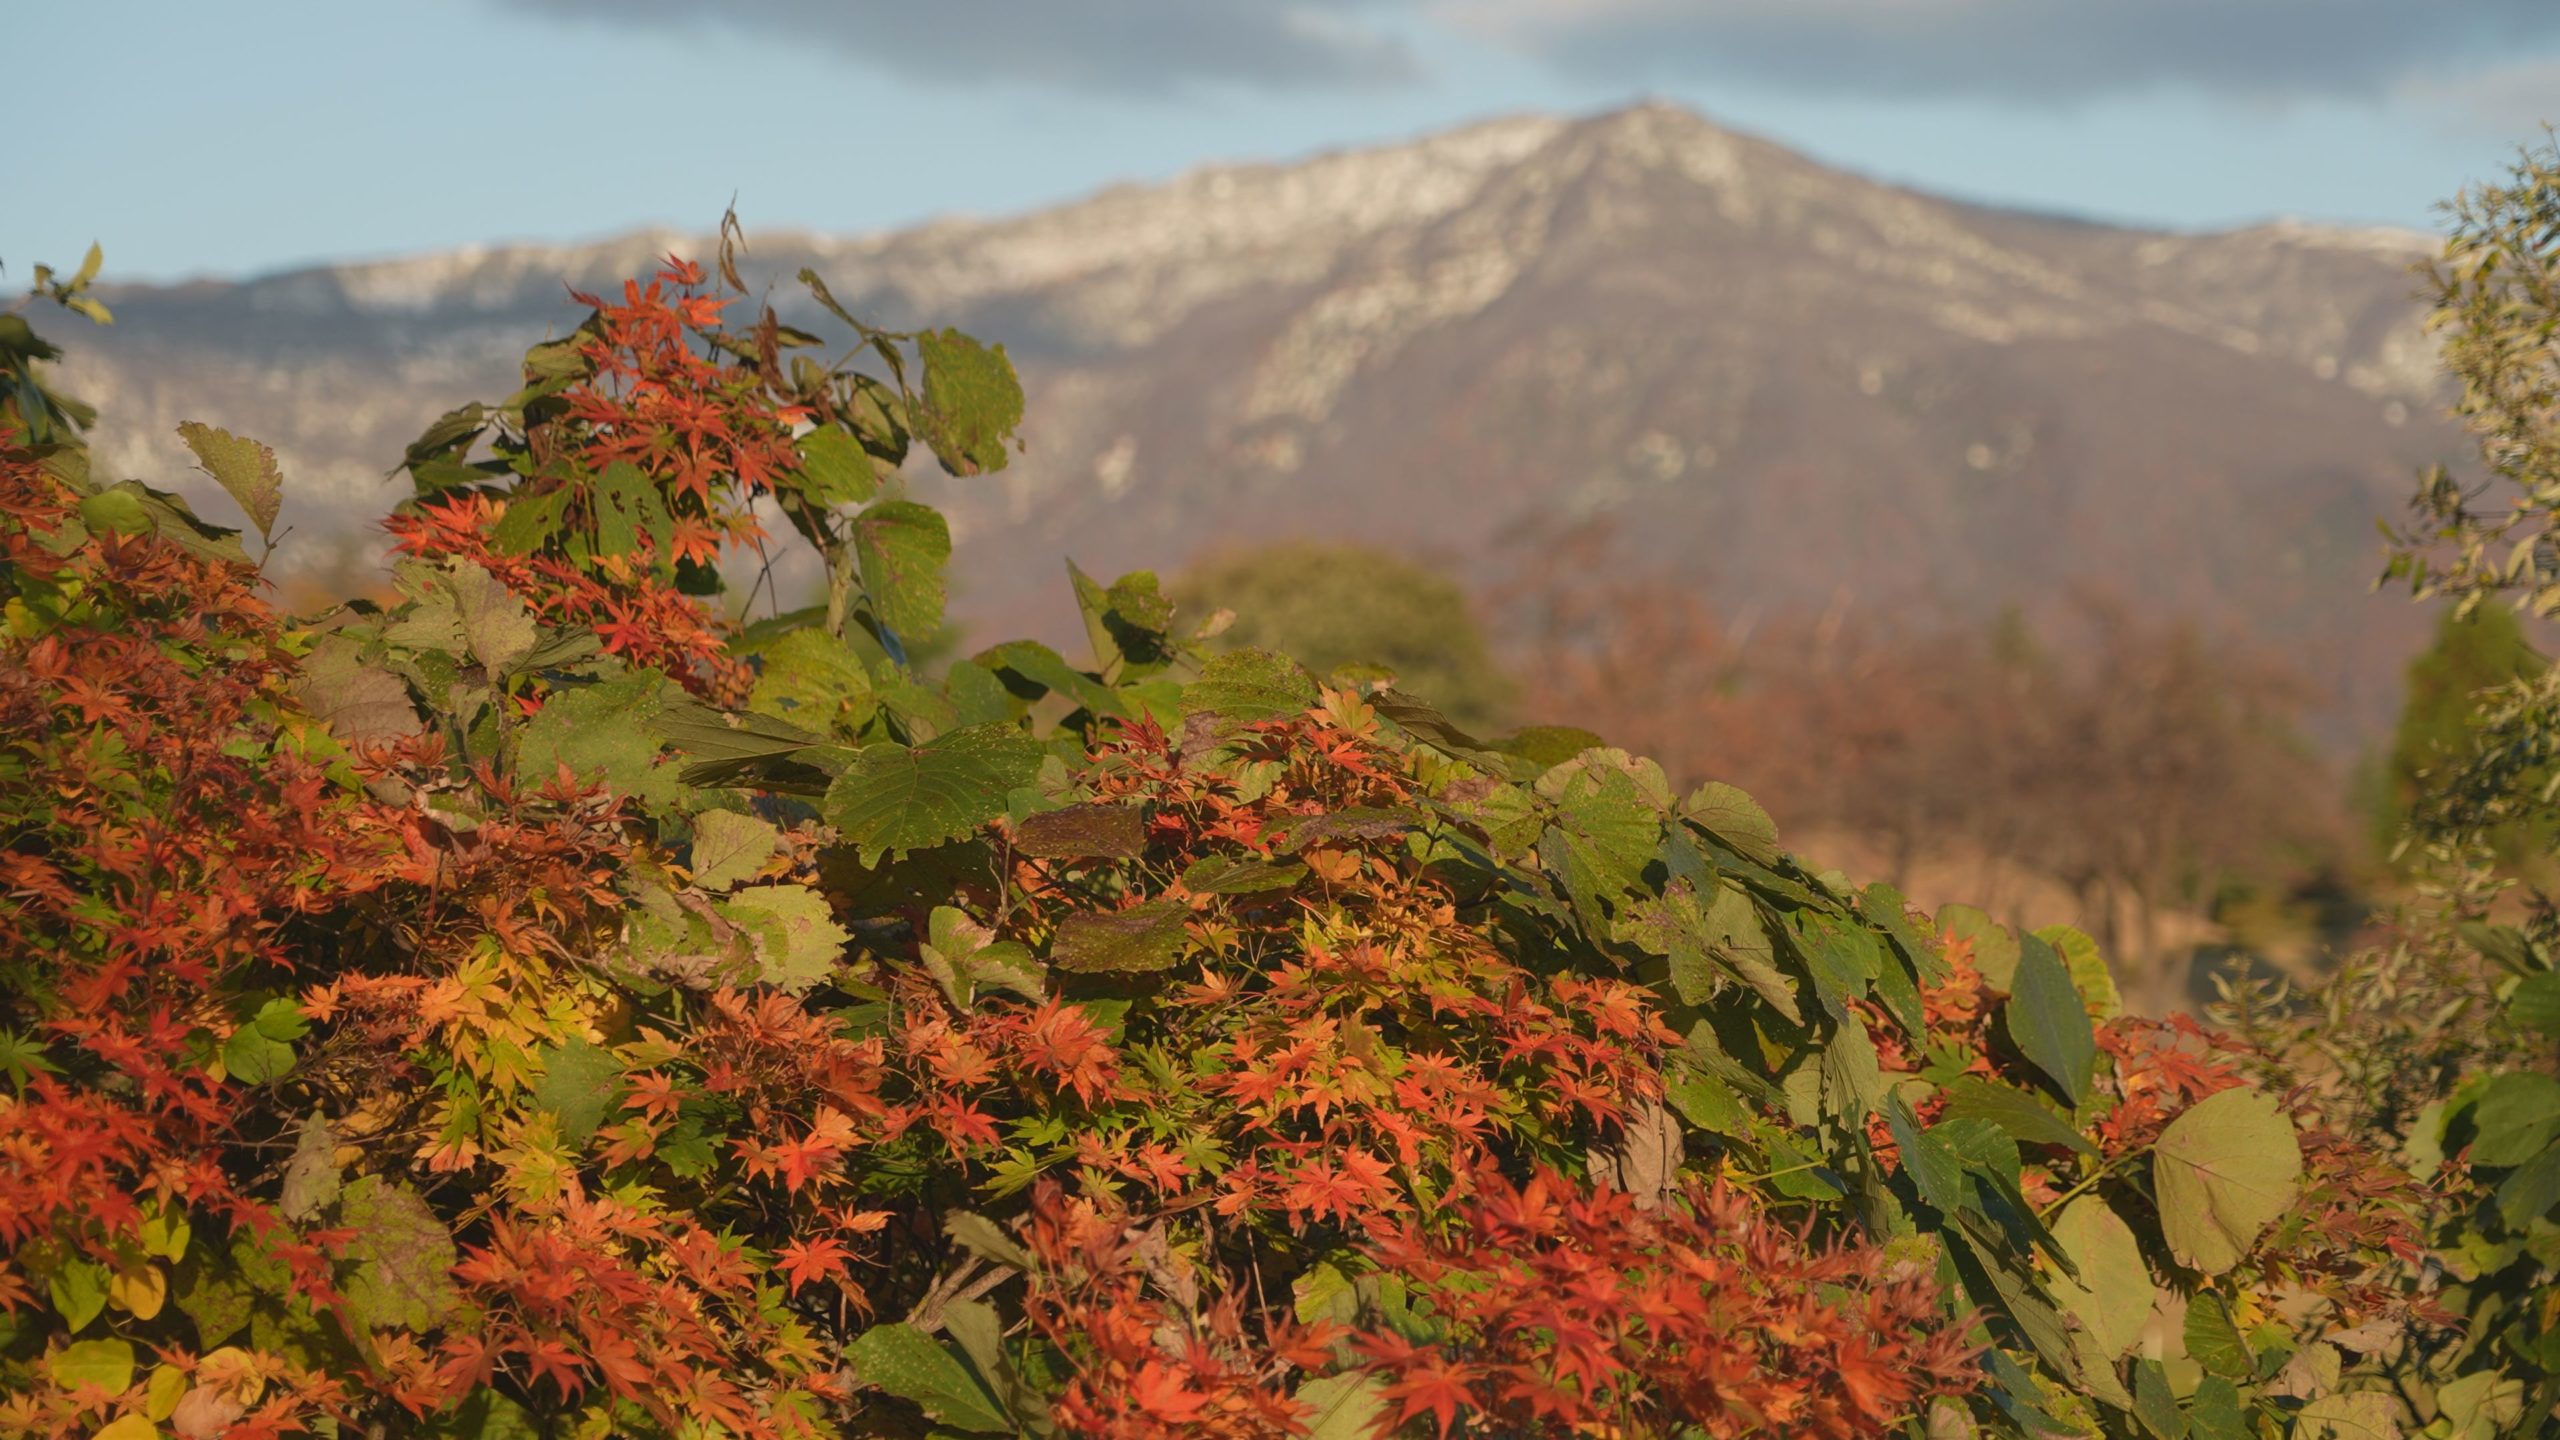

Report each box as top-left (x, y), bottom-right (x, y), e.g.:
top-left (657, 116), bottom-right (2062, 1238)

top-left (58, 102), bottom-right (2457, 745)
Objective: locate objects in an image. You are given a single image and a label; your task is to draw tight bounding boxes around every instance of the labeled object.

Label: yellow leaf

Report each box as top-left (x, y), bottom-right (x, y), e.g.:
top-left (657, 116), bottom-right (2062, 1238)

top-left (196, 1347), bottom-right (267, 1404)
top-left (107, 1263), bottom-right (166, 1320)
top-left (92, 1415), bottom-right (156, 1440)
top-left (145, 1365), bottom-right (186, 1421)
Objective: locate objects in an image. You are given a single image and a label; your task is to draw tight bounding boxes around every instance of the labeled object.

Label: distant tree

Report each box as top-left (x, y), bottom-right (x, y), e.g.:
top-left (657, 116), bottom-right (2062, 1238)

top-left (1171, 540), bottom-right (1516, 731)
top-left (2375, 605), bottom-right (2546, 860)
top-left (1503, 563), bottom-right (2348, 1014)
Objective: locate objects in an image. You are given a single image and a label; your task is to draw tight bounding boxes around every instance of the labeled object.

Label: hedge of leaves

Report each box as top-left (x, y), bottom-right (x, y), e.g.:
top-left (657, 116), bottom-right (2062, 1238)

top-left (0, 241), bottom-right (2514, 1440)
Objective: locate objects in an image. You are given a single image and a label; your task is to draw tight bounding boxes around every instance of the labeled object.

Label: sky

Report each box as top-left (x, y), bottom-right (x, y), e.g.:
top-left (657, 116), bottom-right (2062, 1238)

top-left (8, 0), bottom-right (2559, 284)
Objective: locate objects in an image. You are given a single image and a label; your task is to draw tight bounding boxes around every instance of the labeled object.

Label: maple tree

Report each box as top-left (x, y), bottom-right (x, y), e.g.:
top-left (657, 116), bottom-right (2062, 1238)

top-left (0, 220), bottom-right (2527, 1440)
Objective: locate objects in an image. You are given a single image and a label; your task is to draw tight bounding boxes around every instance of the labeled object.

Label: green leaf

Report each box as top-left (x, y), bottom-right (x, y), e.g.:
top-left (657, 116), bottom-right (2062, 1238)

top-left (1885, 1094), bottom-right (1967, 1215)
top-left (1182, 648), bottom-right (1318, 723)
top-left (1292, 1262), bottom-right (1359, 1326)
top-left (849, 1321), bottom-right (1012, 1433)
top-left (223, 999), bottom-right (304, 1085)
top-left (723, 884), bottom-right (851, 993)
top-left (2152, 1087), bottom-right (2302, 1275)
top-left (976, 639), bottom-right (1126, 719)
top-left (294, 635), bottom-right (420, 745)
top-left (335, 1176), bottom-right (461, 1332)
top-left (2187, 1378), bottom-right (2247, 1440)
top-left (2033, 924), bottom-right (2123, 1020)
top-left (280, 1114), bottom-right (341, 1222)
top-left (2048, 1198), bottom-right (2152, 1358)
top-left (2182, 1293), bottom-right (2251, 1380)
top-left (2466, 1072), bottom-right (2560, 1166)
top-left (823, 724), bottom-right (1046, 866)
top-left (2131, 1359), bottom-right (2186, 1440)
top-left (1939, 904), bottom-right (2021, 991)
top-left (1939, 1077), bottom-right (2097, 1155)
top-left (443, 562), bottom-right (538, 677)
top-left (915, 328), bottom-right (1024, 477)
top-left (747, 628), bottom-right (879, 736)
top-left (941, 1212), bottom-right (1034, 1272)
top-left (1683, 781), bottom-right (1780, 865)
top-left (531, 1040), bottom-right (624, 1145)
top-left (854, 499), bottom-right (952, 643)
top-left (2004, 932), bottom-right (2097, 1106)
top-left (50, 1257), bottom-right (108, 1332)
top-left (2494, 1139), bottom-right (2560, 1226)
top-left (0, 1027), bottom-right (58, 1089)
top-left (176, 421), bottom-right (283, 540)
top-left (82, 480), bottom-right (251, 565)
top-left (52, 1336), bottom-right (135, 1393)
top-left (1012, 803), bottom-right (1147, 860)
top-left (794, 424), bottom-right (879, 507)
top-left (2509, 970), bottom-right (2560, 1034)
top-left (1295, 1373), bottom-right (1390, 1440)
top-left (421, 1389), bottom-right (545, 1440)
top-left (1616, 880), bottom-right (1799, 1020)
top-left (1051, 901), bottom-right (1191, 975)
top-left (1181, 853), bottom-right (1308, 895)
top-left (2292, 1391), bottom-right (2400, 1440)
top-left (514, 673), bottom-right (687, 812)
top-left (689, 809), bottom-right (780, 891)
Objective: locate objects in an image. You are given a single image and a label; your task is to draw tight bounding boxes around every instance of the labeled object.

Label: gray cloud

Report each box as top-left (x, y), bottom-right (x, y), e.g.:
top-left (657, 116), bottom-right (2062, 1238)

top-left (1443, 0), bottom-right (2560, 105)
top-left (498, 0), bottom-right (1419, 93)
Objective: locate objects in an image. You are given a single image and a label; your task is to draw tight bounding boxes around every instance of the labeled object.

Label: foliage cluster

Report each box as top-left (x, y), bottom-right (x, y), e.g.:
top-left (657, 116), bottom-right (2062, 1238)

top-left (2208, 131), bottom-right (2560, 1438)
top-left (0, 223), bottom-right (2501, 1440)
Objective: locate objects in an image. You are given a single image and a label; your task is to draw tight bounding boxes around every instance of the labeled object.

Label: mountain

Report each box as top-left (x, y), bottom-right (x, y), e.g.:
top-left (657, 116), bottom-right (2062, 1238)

top-left (55, 102), bottom-right (2458, 745)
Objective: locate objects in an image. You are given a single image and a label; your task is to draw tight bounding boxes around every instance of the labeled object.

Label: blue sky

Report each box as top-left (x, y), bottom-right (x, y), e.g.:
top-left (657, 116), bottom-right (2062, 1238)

top-left (9, 0), bottom-right (2558, 283)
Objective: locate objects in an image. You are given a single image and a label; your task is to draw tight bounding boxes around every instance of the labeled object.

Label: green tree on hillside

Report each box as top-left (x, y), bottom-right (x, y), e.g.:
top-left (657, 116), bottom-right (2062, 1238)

top-left (1171, 540), bottom-right (1515, 731)
top-left (2376, 604), bottom-right (2546, 861)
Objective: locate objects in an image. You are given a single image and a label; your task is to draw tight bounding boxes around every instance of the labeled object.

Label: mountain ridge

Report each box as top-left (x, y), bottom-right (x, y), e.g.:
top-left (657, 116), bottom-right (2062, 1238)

top-left (53, 101), bottom-right (2459, 746)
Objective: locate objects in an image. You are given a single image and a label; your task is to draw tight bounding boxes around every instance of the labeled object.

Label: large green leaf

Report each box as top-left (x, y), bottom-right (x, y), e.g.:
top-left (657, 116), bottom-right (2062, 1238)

top-left (2152, 1087), bottom-right (2302, 1274)
top-left (914, 328), bottom-right (1024, 477)
top-left (294, 635), bottom-right (421, 745)
top-left (1616, 879), bottom-right (1800, 1020)
top-left (1182, 648), bottom-right (1318, 723)
top-left (794, 424), bottom-right (879, 508)
top-left (1012, 803), bottom-right (1147, 860)
top-left (515, 672), bottom-right (688, 811)
top-left (2495, 1139), bottom-right (2560, 1226)
top-left (280, 1114), bottom-right (341, 1222)
top-left (1051, 901), bottom-right (1191, 975)
top-left (2182, 1293), bottom-right (2252, 1380)
top-left (1885, 1094), bottom-right (1966, 1216)
top-left (1682, 781), bottom-right (1780, 865)
top-left (689, 809), bottom-right (780, 892)
top-left (335, 1176), bottom-right (461, 1332)
top-left (853, 499), bottom-right (951, 644)
top-left (2047, 1197), bottom-right (2152, 1358)
top-left (2466, 1072), bottom-right (2560, 1166)
top-left (1295, 1373), bottom-right (1390, 1440)
top-left (52, 1337), bottom-right (135, 1393)
top-left (2292, 1390), bottom-right (2401, 1440)
top-left (530, 1040), bottom-right (624, 1145)
top-left (176, 420), bottom-right (282, 540)
top-left (822, 724), bottom-right (1045, 866)
top-left (722, 884), bottom-right (851, 993)
top-left (2004, 932), bottom-right (2097, 1106)
top-left (1939, 1077), bottom-right (2097, 1156)
top-left (849, 1321), bottom-right (1012, 1433)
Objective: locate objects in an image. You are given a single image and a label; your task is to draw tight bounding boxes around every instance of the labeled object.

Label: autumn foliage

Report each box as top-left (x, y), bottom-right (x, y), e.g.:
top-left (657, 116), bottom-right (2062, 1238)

top-left (0, 243), bottom-right (2491, 1440)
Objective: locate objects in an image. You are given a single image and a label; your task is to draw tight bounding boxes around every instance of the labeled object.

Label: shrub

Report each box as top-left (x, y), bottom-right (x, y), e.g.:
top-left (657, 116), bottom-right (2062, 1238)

top-left (0, 235), bottom-right (2461, 1440)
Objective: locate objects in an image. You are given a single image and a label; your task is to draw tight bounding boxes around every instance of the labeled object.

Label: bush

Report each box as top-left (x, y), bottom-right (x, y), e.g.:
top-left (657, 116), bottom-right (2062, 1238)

top-left (0, 235), bottom-right (2485, 1440)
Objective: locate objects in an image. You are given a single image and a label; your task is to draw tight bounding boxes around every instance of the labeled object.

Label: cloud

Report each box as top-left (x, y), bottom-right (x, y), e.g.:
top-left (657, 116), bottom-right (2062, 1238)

top-left (2398, 58), bottom-right (2560, 137)
top-left (497, 0), bottom-right (1420, 94)
top-left (1441, 0), bottom-right (2560, 106)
